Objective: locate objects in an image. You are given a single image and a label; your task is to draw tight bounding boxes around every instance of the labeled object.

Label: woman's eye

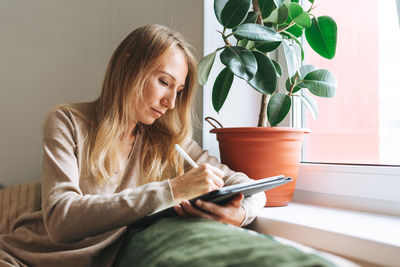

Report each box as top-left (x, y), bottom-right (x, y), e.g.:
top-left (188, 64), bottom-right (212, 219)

top-left (159, 79), bottom-right (168, 86)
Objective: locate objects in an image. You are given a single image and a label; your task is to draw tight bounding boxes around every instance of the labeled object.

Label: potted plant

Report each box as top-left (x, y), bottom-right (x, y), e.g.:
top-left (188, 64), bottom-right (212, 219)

top-left (198, 0), bottom-right (338, 206)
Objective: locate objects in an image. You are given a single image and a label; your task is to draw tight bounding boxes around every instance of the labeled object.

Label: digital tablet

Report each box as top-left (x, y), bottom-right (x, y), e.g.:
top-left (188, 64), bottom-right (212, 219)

top-left (129, 175), bottom-right (292, 228)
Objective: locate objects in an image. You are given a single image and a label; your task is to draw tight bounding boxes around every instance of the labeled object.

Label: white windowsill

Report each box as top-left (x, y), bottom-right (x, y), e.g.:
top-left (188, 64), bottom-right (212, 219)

top-left (248, 202), bottom-right (400, 267)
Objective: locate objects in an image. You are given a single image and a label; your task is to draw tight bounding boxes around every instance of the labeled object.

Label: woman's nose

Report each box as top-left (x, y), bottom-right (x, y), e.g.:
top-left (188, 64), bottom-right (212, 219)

top-left (161, 92), bottom-right (176, 109)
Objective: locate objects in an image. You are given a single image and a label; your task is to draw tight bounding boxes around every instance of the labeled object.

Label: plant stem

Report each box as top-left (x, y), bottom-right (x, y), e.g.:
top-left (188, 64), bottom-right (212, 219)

top-left (257, 94), bottom-right (270, 127)
top-left (252, 0), bottom-right (269, 127)
top-left (288, 75), bottom-right (300, 96)
top-left (252, 0), bottom-right (263, 24)
top-left (277, 21), bottom-right (295, 33)
top-left (223, 36), bottom-right (232, 46)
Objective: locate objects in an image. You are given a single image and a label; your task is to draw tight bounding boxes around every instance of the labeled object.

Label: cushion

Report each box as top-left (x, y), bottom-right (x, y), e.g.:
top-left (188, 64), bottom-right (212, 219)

top-left (115, 217), bottom-right (337, 267)
top-left (0, 182), bottom-right (41, 234)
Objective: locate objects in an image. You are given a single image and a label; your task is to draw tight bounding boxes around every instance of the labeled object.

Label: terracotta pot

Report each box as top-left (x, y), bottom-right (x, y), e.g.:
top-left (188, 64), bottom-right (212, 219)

top-left (210, 127), bottom-right (310, 207)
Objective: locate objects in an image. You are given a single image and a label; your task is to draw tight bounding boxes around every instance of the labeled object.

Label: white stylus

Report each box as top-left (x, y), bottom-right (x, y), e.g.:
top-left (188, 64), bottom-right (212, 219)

top-left (174, 144), bottom-right (199, 168)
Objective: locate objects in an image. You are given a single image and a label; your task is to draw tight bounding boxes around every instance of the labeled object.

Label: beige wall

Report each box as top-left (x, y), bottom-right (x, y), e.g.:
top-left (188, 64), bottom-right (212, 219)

top-left (0, 0), bottom-right (203, 187)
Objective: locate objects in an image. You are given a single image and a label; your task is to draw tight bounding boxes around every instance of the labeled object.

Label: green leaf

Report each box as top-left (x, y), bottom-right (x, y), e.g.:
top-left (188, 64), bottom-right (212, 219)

top-left (288, 3), bottom-right (311, 28)
top-left (234, 23), bottom-right (282, 43)
top-left (285, 64), bottom-right (316, 92)
top-left (303, 69), bottom-right (337, 97)
top-left (271, 59), bottom-right (282, 77)
top-left (285, 77), bottom-right (303, 93)
top-left (220, 46), bottom-right (257, 80)
top-left (286, 23), bottom-right (304, 38)
top-left (283, 0), bottom-right (292, 6)
top-left (277, 4), bottom-right (289, 23)
top-left (221, 0), bottom-right (251, 28)
top-left (212, 68), bottom-right (234, 112)
top-left (244, 40), bottom-right (256, 50)
top-left (237, 39), bottom-right (248, 47)
top-left (253, 41), bottom-right (281, 53)
top-left (248, 51), bottom-right (277, 95)
top-left (282, 39), bottom-right (299, 77)
top-left (214, 0), bottom-right (229, 25)
top-left (198, 51), bottom-right (217, 85)
top-left (258, 0), bottom-right (276, 19)
top-left (242, 11), bottom-right (259, 24)
top-left (299, 64), bottom-right (317, 79)
top-left (234, 12), bottom-right (259, 39)
top-left (235, 38), bottom-right (253, 49)
top-left (300, 94), bottom-right (319, 120)
top-left (267, 93), bottom-right (291, 126)
top-left (305, 16), bottom-right (338, 59)
top-left (264, 5), bottom-right (288, 24)
top-left (288, 3), bottom-right (302, 19)
top-left (282, 30), bottom-right (304, 61)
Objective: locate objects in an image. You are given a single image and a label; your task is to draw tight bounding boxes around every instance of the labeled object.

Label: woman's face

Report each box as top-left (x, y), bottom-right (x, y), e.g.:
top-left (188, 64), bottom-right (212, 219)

top-left (135, 49), bottom-right (188, 125)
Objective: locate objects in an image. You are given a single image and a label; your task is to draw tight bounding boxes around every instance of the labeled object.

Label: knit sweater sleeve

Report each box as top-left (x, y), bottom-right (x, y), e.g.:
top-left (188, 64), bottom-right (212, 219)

top-left (185, 141), bottom-right (266, 226)
top-left (41, 106), bottom-right (175, 243)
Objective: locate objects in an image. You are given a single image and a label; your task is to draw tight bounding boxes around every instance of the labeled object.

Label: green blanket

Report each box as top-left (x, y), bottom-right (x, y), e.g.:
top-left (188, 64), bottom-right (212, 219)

top-left (115, 217), bottom-right (334, 267)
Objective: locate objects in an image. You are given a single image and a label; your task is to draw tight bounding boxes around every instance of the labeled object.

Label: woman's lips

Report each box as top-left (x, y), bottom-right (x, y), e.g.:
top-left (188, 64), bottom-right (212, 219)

top-left (151, 108), bottom-right (163, 117)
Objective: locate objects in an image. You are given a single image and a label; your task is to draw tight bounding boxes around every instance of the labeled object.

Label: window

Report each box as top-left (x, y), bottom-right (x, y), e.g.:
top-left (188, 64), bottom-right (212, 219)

top-left (302, 0), bottom-right (400, 166)
top-left (296, 0), bottom-right (400, 216)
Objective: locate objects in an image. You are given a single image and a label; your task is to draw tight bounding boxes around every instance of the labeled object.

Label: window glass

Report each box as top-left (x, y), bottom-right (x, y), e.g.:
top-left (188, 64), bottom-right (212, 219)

top-left (303, 0), bottom-right (400, 165)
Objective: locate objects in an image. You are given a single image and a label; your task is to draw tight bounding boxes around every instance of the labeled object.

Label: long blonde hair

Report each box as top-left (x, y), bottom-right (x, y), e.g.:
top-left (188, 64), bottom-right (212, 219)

top-left (83, 24), bottom-right (197, 183)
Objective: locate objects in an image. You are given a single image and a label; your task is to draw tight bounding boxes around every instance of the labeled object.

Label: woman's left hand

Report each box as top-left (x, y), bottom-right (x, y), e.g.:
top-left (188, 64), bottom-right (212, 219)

top-left (173, 193), bottom-right (245, 227)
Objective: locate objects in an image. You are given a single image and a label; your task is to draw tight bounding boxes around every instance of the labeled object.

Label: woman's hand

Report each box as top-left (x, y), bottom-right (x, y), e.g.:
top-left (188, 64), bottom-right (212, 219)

top-left (173, 193), bottom-right (246, 227)
top-left (169, 164), bottom-right (225, 204)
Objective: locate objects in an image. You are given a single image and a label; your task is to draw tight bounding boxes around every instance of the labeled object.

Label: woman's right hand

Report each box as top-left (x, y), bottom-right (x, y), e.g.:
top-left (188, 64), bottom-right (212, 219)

top-left (169, 163), bottom-right (224, 204)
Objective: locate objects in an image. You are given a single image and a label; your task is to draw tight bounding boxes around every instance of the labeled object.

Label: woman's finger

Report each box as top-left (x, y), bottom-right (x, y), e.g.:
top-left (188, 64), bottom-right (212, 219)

top-left (228, 193), bottom-right (244, 207)
top-left (195, 199), bottom-right (224, 217)
top-left (209, 165), bottom-right (225, 178)
top-left (173, 204), bottom-right (188, 217)
top-left (181, 200), bottom-right (216, 220)
top-left (212, 176), bottom-right (224, 189)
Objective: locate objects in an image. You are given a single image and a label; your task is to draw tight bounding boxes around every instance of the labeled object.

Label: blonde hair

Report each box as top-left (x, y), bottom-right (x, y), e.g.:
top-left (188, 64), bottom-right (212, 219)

top-left (81, 24), bottom-right (197, 183)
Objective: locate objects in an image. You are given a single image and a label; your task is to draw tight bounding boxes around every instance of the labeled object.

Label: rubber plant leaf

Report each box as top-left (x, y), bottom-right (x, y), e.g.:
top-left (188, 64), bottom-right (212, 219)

top-left (267, 92), bottom-right (291, 126)
top-left (234, 23), bottom-right (282, 43)
top-left (303, 69), bottom-right (337, 97)
top-left (305, 16), bottom-right (337, 59)
top-left (285, 77), bottom-right (302, 93)
top-left (198, 51), bottom-right (217, 85)
top-left (282, 30), bottom-right (304, 61)
top-left (286, 23), bottom-right (304, 38)
top-left (214, 0), bottom-right (229, 26)
top-left (282, 39), bottom-right (299, 78)
top-left (212, 68), bottom-right (234, 113)
top-left (271, 59), bottom-right (282, 77)
top-left (233, 12), bottom-right (259, 40)
top-left (264, 4), bottom-right (288, 24)
top-left (253, 41), bottom-right (281, 53)
top-left (285, 65), bottom-right (317, 93)
top-left (220, 46), bottom-right (257, 80)
top-left (248, 51), bottom-right (277, 95)
top-left (242, 11), bottom-right (258, 24)
top-left (288, 3), bottom-right (312, 28)
top-left (299, 64), bottom-right (317, 79)
top-left (221, 0), bottom-right (251, 29)
top-left (300, 94), bottom-right (319, 120)
top-left (237, 39), bottom-right (249, 48)
top-left (258, 0), bottom-right (276, 19)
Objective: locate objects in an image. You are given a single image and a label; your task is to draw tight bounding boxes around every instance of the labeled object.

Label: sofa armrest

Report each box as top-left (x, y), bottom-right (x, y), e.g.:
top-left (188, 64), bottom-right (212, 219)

top-left (0, 181), bottom-right (41, 234)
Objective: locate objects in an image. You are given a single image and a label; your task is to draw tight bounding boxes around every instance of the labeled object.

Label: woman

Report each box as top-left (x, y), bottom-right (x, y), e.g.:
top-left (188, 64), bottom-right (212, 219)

top-left (0, 24), bottom-right (265, 267)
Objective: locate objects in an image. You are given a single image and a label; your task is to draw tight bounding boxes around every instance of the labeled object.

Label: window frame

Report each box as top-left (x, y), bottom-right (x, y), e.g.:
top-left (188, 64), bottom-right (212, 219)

top-left (289, 1), bottom-right (400, 216)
